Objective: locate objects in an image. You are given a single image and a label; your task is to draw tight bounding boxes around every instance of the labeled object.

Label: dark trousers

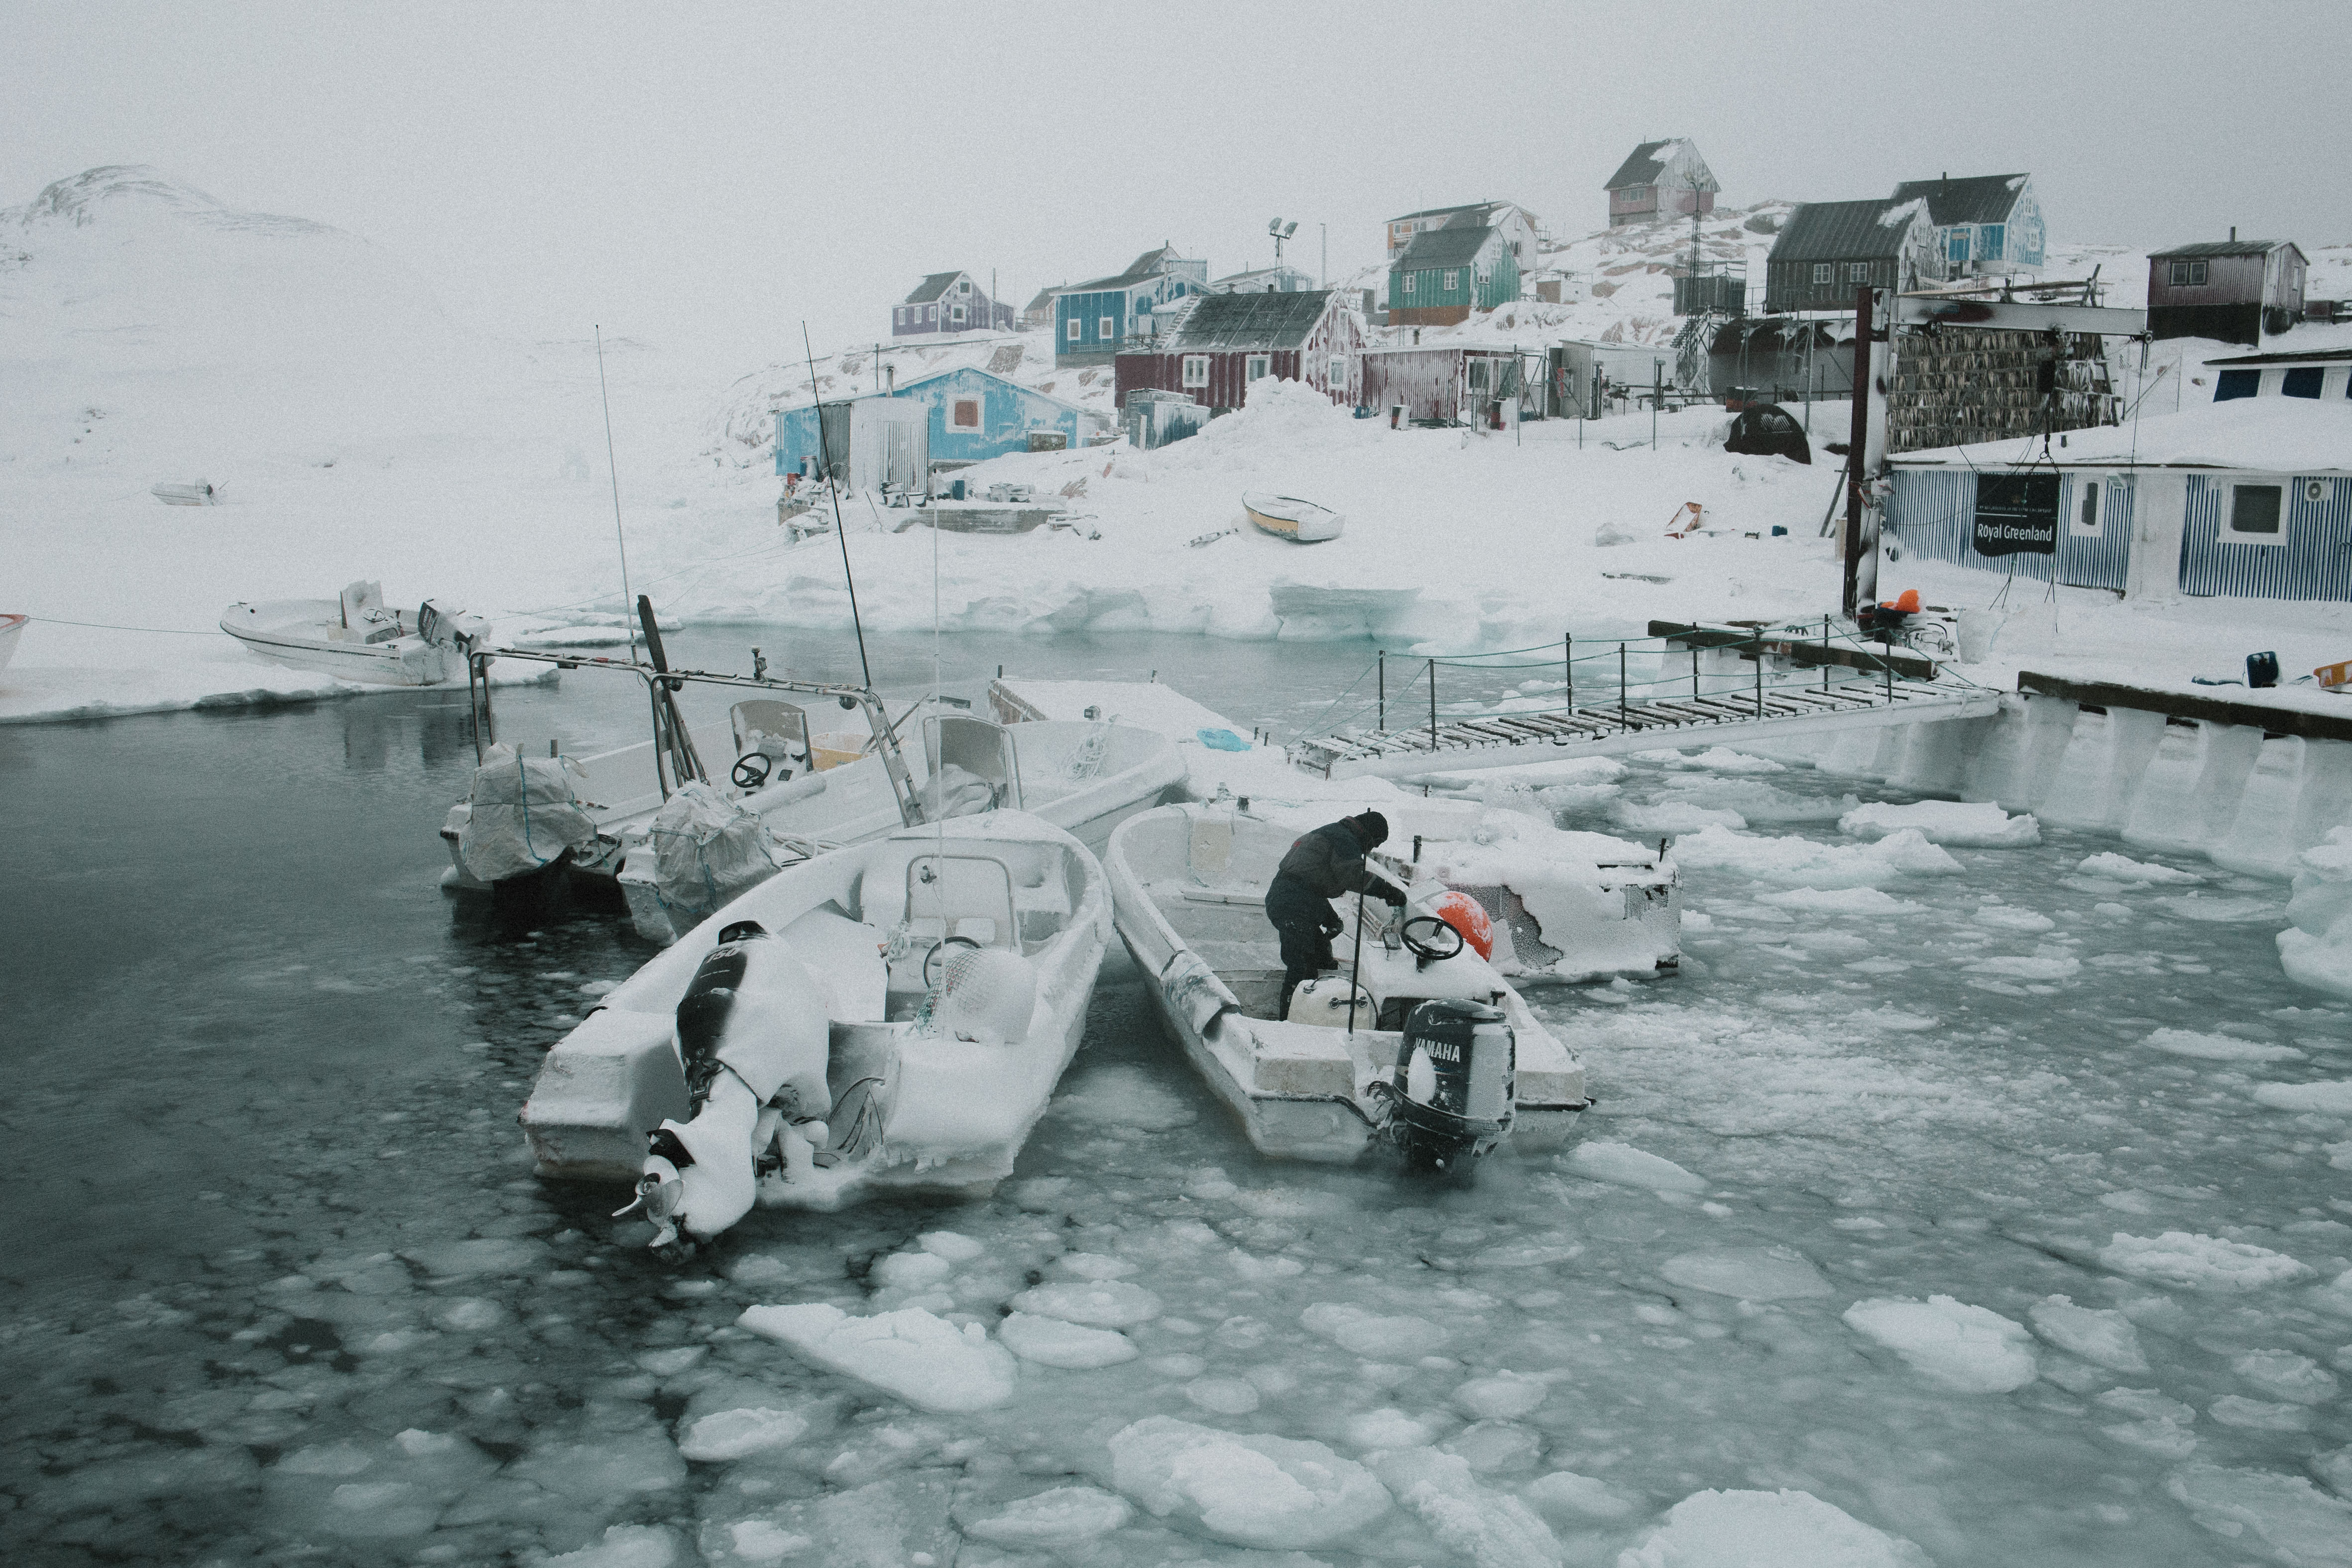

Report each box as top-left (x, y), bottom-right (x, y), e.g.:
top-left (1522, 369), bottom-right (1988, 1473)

top-left (1266, 875), bottom-right (1337, 1020)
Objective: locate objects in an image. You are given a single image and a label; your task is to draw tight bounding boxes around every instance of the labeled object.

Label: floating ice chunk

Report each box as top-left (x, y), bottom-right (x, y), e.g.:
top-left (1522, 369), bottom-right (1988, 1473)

top-left (1302, 1302), bottom-right (1445, 1358)
top-left (2077, 852), bottom-right (2201, 885)
top-left (724, 1521), bottom-right (810, 1564)
top-left (2253, 1079), bottom-right (2352, 1115)
top-left (1107, 1415), bottom-right (1392, 1549)
top-left (1230, 1248), bottom-right (1308, 1280)
top-left (1963, 953), bottom-right (2080, 979)
top-left (1569, 1141), bottom-right (1705, 1193)
top-left (1615, 1487), bottom-right (1930, 1568)
top-left (511, 1432), bottom-right (687, 1500)
top-left (1185, 1376), bottom-right (1262, 1415)
top-left (1670, 825), bottom-right (1961, 888)
top-left (1053, 1063), bottom-right (1197, 1130)
top-left (2311, 1444), bottom-right (2352, 1498)
top-left (678, 1407), bottom-right (810, 1462)
top-left (737, 1304), bottom-right (1016, 1413)
top-left (1646, 746), bottom-right (1785, 774)
top-left (2143, 1028), bottom-right (2305, 1062)
top-left (637, 1346), bottom-right (706, 1377)
top-left (1973, 904), bottom-right (2056, 932)
top-left (399, 1237), bottom-right (547, 1278)
top-left (1473, 1239), bottom-right (1585, 1270)
top-left (1754, 886), bottom-right (1924, 915)
top-left (1345, 1408), bottom-right (1444, 1449)
top-left (918, 1230), bottom-right (987, 1263)
top-left (1051, 1251), bottom-right (1140, 1281)
top-left (2100, 1232), bottom-right (2315, 1292)
top-left (2167, 1463), bottom-right (2352, 1561)
top-left (1853, 1007), bottom-right (1938, 1031)
top-left (1008, 1280), bottom-right (1164, 1328)
top-left (2211, 1396), bottom-right (2314, 1431)
top-left (962, 1486), bottom-right (1134, 1548)
top-left (1841, 800), bottom-right (2039, 847)
top-left (2027, 1297), bottom-right (2147, 1372)
top-left (2235, 1349), bottom-right (2340, 1404)
top-left (1842, 1296), bottom-right (2037, 1392)
top-left (699, 1475), bottom-right (955, 1567)
top-left (277, 1443), bottom-right (374, 1476)
top-left (2158, 894), bottom-right (2284, 923)
top-left (1372, 1447), bottom-right (1563, 1568)
top-left (543, 1525), bottom-right (680, 1568)
top-left (1617, 800), bottom-right (1746, 834)
top-left (1443, 1421), bottom-right (1543, 1474)
top-left (1660, 1247), bottom-right (1831, 1301)
top-left (1455, 1372), bottom-right (1549, 1421)
top-left (997, 1312), bottom-right (1138, 1369)
top-left (1525, 1469), bottom-right (1637, 1523)
top-left (872, 1250), bottom-right (954, 1292)
top-left (2097, 1386), bottom-right (2199, 1458)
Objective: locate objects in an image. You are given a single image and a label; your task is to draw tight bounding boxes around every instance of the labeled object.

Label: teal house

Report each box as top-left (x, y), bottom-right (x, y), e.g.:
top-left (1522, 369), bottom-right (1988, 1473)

top-left (1388, 219), bottom-right (1519, 327)
top-left (773, 366), bottom-right (1108, 482)
top-left (1051, 245), bottom-right (1209, 367)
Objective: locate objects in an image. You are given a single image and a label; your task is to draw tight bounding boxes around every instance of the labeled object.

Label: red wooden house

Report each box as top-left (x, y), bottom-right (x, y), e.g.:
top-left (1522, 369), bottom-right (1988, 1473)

top-left (1113, 290), bottom-right (1364, 413)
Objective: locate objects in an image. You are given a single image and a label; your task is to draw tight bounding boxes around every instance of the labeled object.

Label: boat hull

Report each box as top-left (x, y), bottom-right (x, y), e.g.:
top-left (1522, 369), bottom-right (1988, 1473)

top-left (220, 601), bottom-right (461, 686)
top-left (1242, 492), bottom-right (1345, 543)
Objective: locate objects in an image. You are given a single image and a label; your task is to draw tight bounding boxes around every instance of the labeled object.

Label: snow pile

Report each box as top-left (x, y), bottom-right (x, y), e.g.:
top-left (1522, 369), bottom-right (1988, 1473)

top-left (1567, 1140), bottom-right (1705, 1193)
top-left (1154, 373), bottom-right (1386, 473)
top-left (2026, 1297), bottom-right (2148, 1372)
top-left (2097, 1232), bottom-right (2315, 1292)
top-left (735, 1304), bottom-right (1017, 1412)
top-left (1614, 1488), bottom-right (1931, 1568)
top-left (2278, 827), bottom-right (2352, 1001)
top-left (1839, 800), bottom-right (2040, 847)
top-left (1669, 825), bottom-right (1962, 887)
top-left (1659, 1247), bottom-right (1833, 1301)
top-left (1841, 1296), bottom-right (2038, 1392)
top-left (1105, 1415), bottom-right (1391, 1549)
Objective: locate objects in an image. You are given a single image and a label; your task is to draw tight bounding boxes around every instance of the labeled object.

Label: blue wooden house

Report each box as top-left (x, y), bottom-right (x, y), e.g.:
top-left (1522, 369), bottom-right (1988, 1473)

top-left (1051, 245), bottom-right (1209, 366)
top-left (774, 367), bottom-right (1108, 484)
top-left (1884, 397), bottom-right (2352, 603)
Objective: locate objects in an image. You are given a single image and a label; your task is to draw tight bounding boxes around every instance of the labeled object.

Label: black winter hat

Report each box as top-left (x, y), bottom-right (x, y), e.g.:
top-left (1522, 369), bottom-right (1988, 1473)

top-left (1351, 811), bottom-right (1390, 846)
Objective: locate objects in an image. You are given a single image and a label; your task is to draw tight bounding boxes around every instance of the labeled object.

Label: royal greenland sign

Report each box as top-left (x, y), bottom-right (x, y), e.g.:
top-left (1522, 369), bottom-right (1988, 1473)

top-left (1973, 473), bottom-right (2059, 556)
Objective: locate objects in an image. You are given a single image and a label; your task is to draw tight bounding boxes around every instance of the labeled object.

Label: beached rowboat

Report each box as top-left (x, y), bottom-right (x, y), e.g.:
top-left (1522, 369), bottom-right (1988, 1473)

top-left (1242, 491), bottom-right (1345, 543)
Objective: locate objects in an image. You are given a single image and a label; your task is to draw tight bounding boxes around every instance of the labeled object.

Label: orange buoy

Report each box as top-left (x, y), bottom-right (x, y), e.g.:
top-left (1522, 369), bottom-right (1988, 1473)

top-left (1892, 589), bottom-right (1921, 612)
top-left (1431, 890), bottom-right (1495, 961)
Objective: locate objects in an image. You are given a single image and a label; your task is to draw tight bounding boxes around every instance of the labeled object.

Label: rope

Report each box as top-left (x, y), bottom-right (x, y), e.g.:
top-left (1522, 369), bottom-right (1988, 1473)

top-left (27, 614), bottom-right (215, 635)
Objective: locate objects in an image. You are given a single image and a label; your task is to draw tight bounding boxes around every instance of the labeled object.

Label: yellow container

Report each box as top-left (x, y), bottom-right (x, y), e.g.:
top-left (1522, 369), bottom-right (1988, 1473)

top-left (809, 731), bottom-right (869, 771)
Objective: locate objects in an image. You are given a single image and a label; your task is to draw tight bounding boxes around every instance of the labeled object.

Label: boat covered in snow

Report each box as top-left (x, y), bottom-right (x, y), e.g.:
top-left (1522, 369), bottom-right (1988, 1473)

top-left (0, 613), bottom-right (25, 674)
top-left (1242, 491), bottom-right (1345, 543)
top-left (523, 812), bottom-right (1110, 1248)
top-left (1107, 802), bottom-right (1590, 1169)
top-left (220, 581), bottom-right (488, 686)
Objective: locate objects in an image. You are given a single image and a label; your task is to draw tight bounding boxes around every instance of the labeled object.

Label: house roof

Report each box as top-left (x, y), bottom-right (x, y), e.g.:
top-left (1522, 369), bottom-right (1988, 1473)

top-left (1606, 141), bottom-right (1682, 190)
top-left (2151, 239), bottom-right (2301, 260)
top-left (888, 365), bottom-right (1097, 421)
top-left (1769, 198), bottom-right (1927, 263)
top-left (1162, 290), bottom-right (1336, 352)
top-left (1395, 219), bottom-right (1501, 272)
top-left (1391, 200), bottom-right (1523, 226)
top-left (1023, 285), bottom-right (1061, 312)
top-left (1889, 174), bottom-right (2028, 227)
top-left (904, 271), bottom-right (966, 304)
top-left (1892, 396), bottom-right (2352, 474)
top-left (1211, 264), bottom-right (1310, 291)
top-left (1057, 245), bottom-right (1185, 294)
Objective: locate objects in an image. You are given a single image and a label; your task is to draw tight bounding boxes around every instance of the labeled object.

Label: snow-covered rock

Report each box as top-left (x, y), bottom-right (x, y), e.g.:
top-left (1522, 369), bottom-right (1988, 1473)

top-left (1106, 1415), bottom-right (1391, 1549)
top-left (1841, 1296), bottom-right (2038, 1392)
top-left (736, 1304), bottom-right (1017, 1412)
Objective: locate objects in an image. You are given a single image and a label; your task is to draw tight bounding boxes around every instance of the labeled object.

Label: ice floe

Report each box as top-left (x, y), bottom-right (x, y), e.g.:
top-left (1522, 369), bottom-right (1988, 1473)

top-left (2098, 1231), bottom-right (2315, 1292)
top-left (736, 1304), bottom-right (1017, 1412)
top-left (1106, 1415), bottom-right (1392, 1549)
top-left (1841, 1296), bottom-right (2038, 1392)
top-left (2026, 1296), bottom-right (2148, 1372)
top-left (1659, 1247), bottom-right (1832, 1301)
top-left (1567, 1140), bottom-right (1706, 1193)
top-left (1841, 799), bottom-right (2040, 847)
top-left (1614, 1487), bottom-right (1930, 1568)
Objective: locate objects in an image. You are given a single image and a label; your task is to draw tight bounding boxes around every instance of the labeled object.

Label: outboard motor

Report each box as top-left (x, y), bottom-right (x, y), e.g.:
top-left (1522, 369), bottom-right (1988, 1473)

top-left (1382, 998), bottom-right (1515, 1174)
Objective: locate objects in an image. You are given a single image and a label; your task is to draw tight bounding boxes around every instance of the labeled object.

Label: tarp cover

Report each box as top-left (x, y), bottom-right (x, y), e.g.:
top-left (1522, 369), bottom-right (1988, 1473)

top-left (460, 743), bottom-right (598, 881)
top-left (649, 781), bottom-right (783, 917)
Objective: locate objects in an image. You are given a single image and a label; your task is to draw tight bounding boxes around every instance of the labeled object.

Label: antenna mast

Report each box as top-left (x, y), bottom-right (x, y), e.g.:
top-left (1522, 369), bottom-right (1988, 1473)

top-left (803, 323), bottom-right (874, 690)
top-left (593, 325), bottom-right (641, 662)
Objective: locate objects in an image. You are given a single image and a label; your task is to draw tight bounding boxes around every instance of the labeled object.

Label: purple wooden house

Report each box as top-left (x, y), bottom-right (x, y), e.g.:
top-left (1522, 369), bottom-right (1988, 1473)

top-left (892, 271), bottom-right (1014, 337)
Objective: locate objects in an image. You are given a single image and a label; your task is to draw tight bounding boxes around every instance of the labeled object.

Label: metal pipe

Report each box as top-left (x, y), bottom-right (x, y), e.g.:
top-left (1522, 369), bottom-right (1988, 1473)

top-left (1427, 658), bottom-right (1437, 751)
top-left (1755, 632), bottom-right (1764, 717)
top-left (1378, 649), bottom-right (1386, 733)
top-left (1564, 634), bottom-right (1573, 710)
top-left (1345, 889), bottom-right (1365, 1035)
top-left (1619, 643), bottom-right (1628, 728)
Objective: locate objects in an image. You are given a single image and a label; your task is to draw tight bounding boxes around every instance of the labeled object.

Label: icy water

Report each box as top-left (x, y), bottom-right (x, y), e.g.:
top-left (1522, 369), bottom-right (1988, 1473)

top-left (3, 631), bottom-right (2349, 1568)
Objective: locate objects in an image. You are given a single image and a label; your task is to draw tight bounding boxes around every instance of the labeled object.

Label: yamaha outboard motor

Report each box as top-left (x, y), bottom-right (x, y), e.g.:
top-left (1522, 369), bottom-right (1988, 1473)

top-left (1384, 998), bottom-right (1516, 1174)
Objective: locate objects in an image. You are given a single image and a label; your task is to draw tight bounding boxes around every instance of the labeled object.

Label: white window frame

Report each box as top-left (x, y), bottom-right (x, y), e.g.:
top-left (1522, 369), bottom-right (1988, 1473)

top-left (1181, 355), bottom-right (1209, 388)
top-left (2170, 259), bottom-right (2209, 287)
top-left (957, 278), bottom-right (971, 295)
top-left (950, 303), bottom-right (966, 325)
top-left (1403, 273), bottom-right (1416, 295)
top-left (1812, 263), bottom-right (1833, 284)
top-left (1099, 315), bottom-right (1116, 340)
top-left (950, 395), bottom-right (983, 431)
top-left (1623, 184), bottom-right (1646, 202)
top-left (1848, 262), bottom-right (1870, 282)
top-left (1066, 317), bottom-right (1080, 343)
top-left (1245, 355), bottom-right (1272, 382)
top-left (1328, 356), bottom-right (1346, 388)
top-left (2221, 482), bottom-right (2288, 545)
top-left (1442, 269), bottom-right (1460, 291)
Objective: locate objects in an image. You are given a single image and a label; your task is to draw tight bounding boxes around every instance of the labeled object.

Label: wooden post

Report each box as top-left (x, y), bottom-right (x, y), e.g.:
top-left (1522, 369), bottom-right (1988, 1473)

top-left (1377, 650), bottom-right (1385, 733)
top-left (1754, 632), bottom-right (1764, 717)
top-left (1842, 286), bottom-right (1875, 617)
top-left (1619, 643), bottom-right (1629, 729)
top-left (1563, 635), bottom-right (1572, 713)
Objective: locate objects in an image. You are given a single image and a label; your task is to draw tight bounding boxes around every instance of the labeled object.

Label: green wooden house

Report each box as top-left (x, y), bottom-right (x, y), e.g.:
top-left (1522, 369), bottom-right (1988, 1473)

top-left (1388, 219), bottom-right (1519, 327)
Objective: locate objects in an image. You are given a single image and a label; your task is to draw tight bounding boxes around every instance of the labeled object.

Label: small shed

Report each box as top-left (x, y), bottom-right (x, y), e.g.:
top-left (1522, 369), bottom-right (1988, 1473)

top-left (1888, 174), bottom-right (2046, 276)
top-left (1113, 289), bottom-right (1364, 414)
top-left (1363, 346), bottom-right (1522, 425)
top-left (1884, 398), bottom-right (2352, 603)
top-left (1763, 198), bottom-right (1936, 314)
top-left (774, 367), bottom-right (1108, 482)
top-left (2207, 347), bottom-right (2352, 403)
top-left (772, 397), bottom-right (928, 492)
top-left (1388, 219), bottom-right (1519, 327)
top-left (1605, 141), bottom-right (1718, 227)
top-left (2148, 239), bottom-right (2309, 345)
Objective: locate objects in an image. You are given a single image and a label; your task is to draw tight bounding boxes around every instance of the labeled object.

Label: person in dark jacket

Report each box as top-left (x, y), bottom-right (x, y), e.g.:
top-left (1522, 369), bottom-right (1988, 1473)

top-left (1265, 811), bottom-right (1400, 1020)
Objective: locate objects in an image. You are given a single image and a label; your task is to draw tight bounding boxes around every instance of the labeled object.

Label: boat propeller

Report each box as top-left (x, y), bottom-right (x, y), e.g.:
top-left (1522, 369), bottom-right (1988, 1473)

top-left (613, 1155), bottom-right (688, 1251)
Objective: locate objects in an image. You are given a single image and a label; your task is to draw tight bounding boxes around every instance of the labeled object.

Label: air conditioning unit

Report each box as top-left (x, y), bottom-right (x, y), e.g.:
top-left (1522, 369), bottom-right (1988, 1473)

top-left (2306, 480), bottom-right (2334, 504)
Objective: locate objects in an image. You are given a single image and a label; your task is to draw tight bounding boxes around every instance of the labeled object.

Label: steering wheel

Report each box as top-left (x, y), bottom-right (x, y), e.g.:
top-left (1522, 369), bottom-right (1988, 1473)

top-left (923, 935), bottom-right (982, 988)
top-left (1400, 914), bottom-right (1464, 963)
top-left (731, 753), bottom-right (772, 790)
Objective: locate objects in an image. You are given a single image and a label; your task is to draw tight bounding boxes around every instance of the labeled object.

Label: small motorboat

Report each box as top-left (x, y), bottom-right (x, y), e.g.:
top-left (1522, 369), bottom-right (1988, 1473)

top-left (220, 581), bottom-right (488, 686)
top-left (522, 812), bottom-right (1111, 1250)
top-left (1242, 491), bottom-right (1345, 543)
top-left (1107, 802), bottom-right (1590, 1170)
top-left (152, 481), bottom-right (218, 506)
top-left (0, 613), bottom-right (25, 674)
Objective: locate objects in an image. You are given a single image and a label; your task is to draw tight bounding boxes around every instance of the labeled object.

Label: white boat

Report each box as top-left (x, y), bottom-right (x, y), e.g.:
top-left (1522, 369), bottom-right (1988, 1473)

top-left (1107, 802), bottom-right (1590, 1167)
top-left (0, 614), bottom-right (25, 674)
top-left (152, 481), bottom-right (217, 506)
top-left (220, 582), bottom-right (488, 686)
top-left (1242, 491), bottom-right (1345, 543)
top-left (522, 812), bottom-right (1111, 1243)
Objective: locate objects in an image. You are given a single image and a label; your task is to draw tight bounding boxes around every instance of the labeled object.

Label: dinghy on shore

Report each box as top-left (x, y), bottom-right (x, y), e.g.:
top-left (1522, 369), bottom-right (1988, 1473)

top-left (1107, 802), bottom-right (1590, 1170)
top-left (221, 581), bottom-right (487, 686)
top-left (523, 813), bottom-right (1110, 1249)
top-left (1242, 491), bottom-right (1345, 543)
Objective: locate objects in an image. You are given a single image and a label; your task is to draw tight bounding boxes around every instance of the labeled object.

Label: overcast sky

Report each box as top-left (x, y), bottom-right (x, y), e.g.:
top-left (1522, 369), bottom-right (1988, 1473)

top-left (9, 1), bottom-right (2349, 366)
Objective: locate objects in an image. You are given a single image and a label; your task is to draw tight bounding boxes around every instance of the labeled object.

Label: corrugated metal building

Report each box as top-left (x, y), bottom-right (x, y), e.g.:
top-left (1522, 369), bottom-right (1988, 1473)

top-left (1113, 290), bottom-right (1363, 413)
top-left (1885, 398), bottom-right (2352, 603)
top-left (2147, 239), bottom-right (2308, 346)
top-left (1762, 198), bottom-right (1937, 313)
